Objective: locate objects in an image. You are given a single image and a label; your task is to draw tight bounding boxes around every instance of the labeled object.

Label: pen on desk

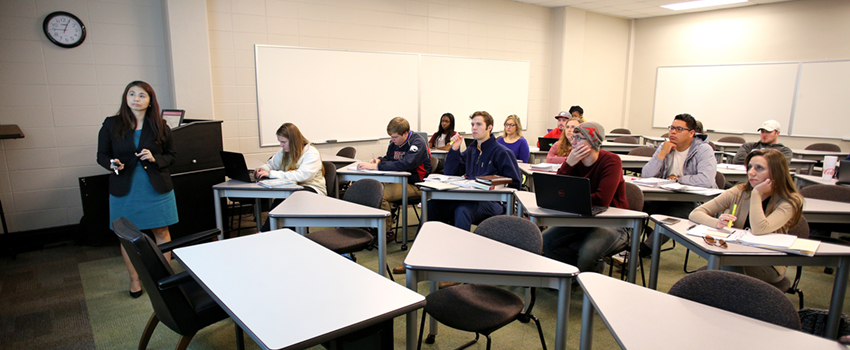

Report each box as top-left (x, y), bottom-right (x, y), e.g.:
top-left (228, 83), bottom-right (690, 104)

top-left (687, 224), bottom-right (697, 231)
top-left (728, 204), bottom-right (738, 228)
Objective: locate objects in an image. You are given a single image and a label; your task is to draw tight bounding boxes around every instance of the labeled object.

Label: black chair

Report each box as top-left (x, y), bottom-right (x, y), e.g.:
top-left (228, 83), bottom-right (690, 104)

top-left (112, 218), bottom-right (240, 350)
top-left (613, 136), bottom-right (639, 144)
top-left (606, 182), bottom-right (645, 284)
top-left (305, 179), bottom-right (393, 279)
top-left (336, 146), bottom-right (356, 159)
top-left (322, 160), bottom-right (339, 198)
top-left (418, 215), bottom-right (547, 350)
top-left (610, 128), bottom-right (631, 134)
top-left (776, 216), bottom-right (809, 309)
top-left (805, 143), bottom-right (841, 152)
top-left (718, 136), bottom-right (746, 144)
top-left (669, 270), bottom-right (802, 330)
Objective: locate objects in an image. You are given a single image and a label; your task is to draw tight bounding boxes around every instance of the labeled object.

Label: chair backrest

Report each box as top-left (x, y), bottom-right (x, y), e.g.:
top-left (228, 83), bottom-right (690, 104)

top-left (614, 136), bottom-right (639, 144)
top-left (714, 171), bottom-right (726, 189)
top-left (342, 178), bottom-right (384, 209)
top-left (624, 182), bottom-right (644, 212)
top-left (800, 184), bottom-right (850, 204)
top-left (707, 141), bottom-right (716, 151)
top-left (322, 161), bottom-right (338, 198)
top-left (660, 133), bottom-right (668, 139)
top-left (628, 146), bottom-right (656, 157)
top-left (718, 136), bottom-right (746, 144)
top-left (474, 215), bottom-right (542, 254)
top-left (336, 146), bottom-right (356, 158)
top-left (668, 270), bottom-right (802, 330)
top-left (112, 217), bottom-right (203, 335)
top-left (788, 215), bottom-right (809, 239)
top-left (416, 132), bottom-right (427, 141)
top-left (430, 155), bottom-right (439, 174)
top-left (610, 128), bottom-right (631, 135)
top-left (805, 143), bottom-right (841, 152)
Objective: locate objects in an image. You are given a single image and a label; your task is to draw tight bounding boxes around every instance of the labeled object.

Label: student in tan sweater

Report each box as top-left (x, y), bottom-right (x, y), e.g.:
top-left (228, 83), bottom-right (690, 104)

top-left (689, 149), bottom-right (804, 286)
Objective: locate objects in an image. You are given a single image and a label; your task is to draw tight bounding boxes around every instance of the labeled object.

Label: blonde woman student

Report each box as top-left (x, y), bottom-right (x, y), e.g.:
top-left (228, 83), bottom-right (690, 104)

top-left (496, 114), bottom-right (529, 163)
top-left (688, 149), bottom-right (804, 286)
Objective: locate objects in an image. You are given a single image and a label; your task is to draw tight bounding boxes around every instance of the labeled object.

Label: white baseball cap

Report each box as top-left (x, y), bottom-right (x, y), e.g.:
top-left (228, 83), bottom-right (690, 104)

top-left (758, 120), bottom-right (781, 132)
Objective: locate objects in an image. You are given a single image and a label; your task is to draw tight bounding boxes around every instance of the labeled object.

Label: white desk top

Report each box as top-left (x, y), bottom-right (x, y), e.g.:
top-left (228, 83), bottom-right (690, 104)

top-left (792, 149), bottom-right (847, 157)
top-left (335, 162), bottom-right (411, 177)
top-left (578, 273), bottom-right (843, 350)
top-left (712, 140), bottom-right (744, 148)
top-left (404, 221), bottom-right (578, 278)
top-left (795, 174), bottom-right (838, 186)
top-left (514, 190), bottom-right (648, 220)
top-left (268, 191), bottom-right (389, 219)
top-left (213, 179), bottom-right (303, 192)
top-left (175, 229), bottom-right (424, 350)
top-left (804, 197), bottom-right (850, 216)
top-left (320, 153), bottom-right (359, 163)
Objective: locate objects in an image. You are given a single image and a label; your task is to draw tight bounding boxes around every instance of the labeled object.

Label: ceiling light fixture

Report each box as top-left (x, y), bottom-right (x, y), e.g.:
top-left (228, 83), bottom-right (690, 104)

top-left (661, 0), bottom-right (748, 11)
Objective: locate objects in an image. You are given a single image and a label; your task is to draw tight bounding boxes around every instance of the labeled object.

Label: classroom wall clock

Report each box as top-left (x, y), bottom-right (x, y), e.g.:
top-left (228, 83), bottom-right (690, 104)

top-left (43, 11), bottom-right (86, 48)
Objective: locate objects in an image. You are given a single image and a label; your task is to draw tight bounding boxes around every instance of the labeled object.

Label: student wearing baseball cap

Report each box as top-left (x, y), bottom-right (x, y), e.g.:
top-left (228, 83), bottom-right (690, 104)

top-left (732, 120), bottom-right (793, 165)
top-left (538, 110), bottom-right (571, 146)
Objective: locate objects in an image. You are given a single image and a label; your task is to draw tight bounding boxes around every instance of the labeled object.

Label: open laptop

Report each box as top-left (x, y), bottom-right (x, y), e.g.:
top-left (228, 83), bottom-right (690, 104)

top-left (161, 109), bottom-right (185, 128)
top-left (838, 160), bottom-right (850, 185)
top-left (220, 151), bottom-right (257, 183)
top-left (538, 137), bottom-right (559, 152)
top-left (532, 172), bottom-right (608, 216)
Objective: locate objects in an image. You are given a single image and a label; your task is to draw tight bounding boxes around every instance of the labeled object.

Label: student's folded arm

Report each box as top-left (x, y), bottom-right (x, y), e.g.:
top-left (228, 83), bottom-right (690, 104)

top-left (748, 191), bottom-right (797, 235)
top-left (377, 148), bottom-right (428, 172)
top-left (591, 159), bottom-right (623, 206)
top-left (495, 152), bottom-right (522, 189)
top-left (260, 149), bottom-right (283, 172)
top-left (641, 147), bottom-right (665, 178)
top-left (688, 189), bottom-right (737, 227)
top-left (678, 146), bottom-right (718, 188)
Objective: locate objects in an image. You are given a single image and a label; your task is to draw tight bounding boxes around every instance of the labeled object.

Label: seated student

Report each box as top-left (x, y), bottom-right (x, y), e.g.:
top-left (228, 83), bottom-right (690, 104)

top-left (538, 111), bottom-right (570, 146)
top-left (429, 111), bottom-right (521, 231)
top-left (689, 149), bottom-right (804, 286)
top-left (256, 123), bottom-right (326, 231)
top-left (640, 113), bottom-right (717, 255)
top-left (569, 105), bottom-right (584, 120)
top-left (542, 122), bottom-right (630, 273)
top-left (497, 114), bottom-right (530, 163)
top-left (428, 112), bottom-right (457, 151)
top-left (732, 120), bottom-right (793, 165)
top-left (546, 117), bottom-right (583, 164)
top-left (357, 117), bottom-right (431, 237)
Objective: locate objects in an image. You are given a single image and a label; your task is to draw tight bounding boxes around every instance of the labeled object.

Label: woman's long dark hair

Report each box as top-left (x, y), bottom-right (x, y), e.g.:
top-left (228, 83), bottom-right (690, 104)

top-left (437, 113), bottom-right (455, 137)
top-left (113, 81), bottom-right (166, 145)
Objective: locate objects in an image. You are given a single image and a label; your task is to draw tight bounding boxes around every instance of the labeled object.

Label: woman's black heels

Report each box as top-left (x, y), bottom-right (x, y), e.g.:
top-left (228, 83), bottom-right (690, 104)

top-left (129, 289), bottom-right (144, 298)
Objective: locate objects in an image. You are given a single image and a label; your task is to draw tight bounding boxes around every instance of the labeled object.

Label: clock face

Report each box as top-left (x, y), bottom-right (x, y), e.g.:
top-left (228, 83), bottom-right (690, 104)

top-left (43, 12), bottom-right (86, 48)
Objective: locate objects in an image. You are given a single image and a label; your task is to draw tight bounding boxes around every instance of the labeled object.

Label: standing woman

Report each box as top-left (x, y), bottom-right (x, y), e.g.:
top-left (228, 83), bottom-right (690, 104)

top-left (689, 149), bottom-right (804, 286)
top-left (428, 113), bottom-right (457, 151)
top-left (97, 81), bottom-right (178, 298)
top-left (255, 123), bottom-right (326, 231)
top-left (546, 117), bottom-right (583, 164)
top-left (497, 114), bottom-right (530, 163)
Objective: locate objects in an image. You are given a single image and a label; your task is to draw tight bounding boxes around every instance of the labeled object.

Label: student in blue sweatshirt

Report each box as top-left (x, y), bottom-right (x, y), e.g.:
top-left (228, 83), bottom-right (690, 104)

top-left (428, 111), bottom-right (521, 231)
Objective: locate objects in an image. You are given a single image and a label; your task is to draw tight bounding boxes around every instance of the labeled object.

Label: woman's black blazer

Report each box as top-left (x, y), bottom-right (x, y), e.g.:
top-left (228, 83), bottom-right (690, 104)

top-left (96, 116), bottom-right (177, 197)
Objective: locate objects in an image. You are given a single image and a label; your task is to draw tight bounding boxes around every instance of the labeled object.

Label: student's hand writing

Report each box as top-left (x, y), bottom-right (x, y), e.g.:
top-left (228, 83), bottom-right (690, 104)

top-left (357, 162), bottom-right (378, 170)
top-left (369, 158), bottom-right (381, 164)
top-left (110, 159), bottom-right (125, 171)
top-left (135, 149), bottom-right (155, 163)
top-left (450, 134), bottom-right (463, 151)
top-left (658, 141), bottom-right (677, 159)
top-left (753, 178), bottom-right (773, 197)
top-left (565, 144), bottom-right (590, 166)
top-left (254, 168), bottom-right (269, 179)
top-left (715, 213), bottom-right (737, 229)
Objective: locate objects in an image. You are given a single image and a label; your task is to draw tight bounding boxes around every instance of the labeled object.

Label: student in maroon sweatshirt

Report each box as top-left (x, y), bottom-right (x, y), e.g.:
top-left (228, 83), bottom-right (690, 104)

top-left (542, 121), bottom-right (630, 273)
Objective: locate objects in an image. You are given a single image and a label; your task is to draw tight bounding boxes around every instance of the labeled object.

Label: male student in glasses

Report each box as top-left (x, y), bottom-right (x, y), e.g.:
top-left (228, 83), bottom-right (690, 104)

top-left (429, 111), bottom-right (521, 231)
top-left (640, 113), bottom-right (717, 256)
top-left (542, 121), bottom-right (630, 273)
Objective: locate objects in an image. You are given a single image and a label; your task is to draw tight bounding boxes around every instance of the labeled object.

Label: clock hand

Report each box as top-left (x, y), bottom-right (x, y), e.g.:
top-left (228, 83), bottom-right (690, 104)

top-left (63, 22), bottom-right (69, 33)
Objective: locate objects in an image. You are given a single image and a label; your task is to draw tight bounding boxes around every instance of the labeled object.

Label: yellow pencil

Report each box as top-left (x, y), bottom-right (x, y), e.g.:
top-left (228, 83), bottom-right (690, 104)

top-left (728, 204), bottom-right (738, 228)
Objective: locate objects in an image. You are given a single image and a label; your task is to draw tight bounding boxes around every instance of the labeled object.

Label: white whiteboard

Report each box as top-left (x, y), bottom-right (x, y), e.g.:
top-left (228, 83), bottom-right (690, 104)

top-left (255, 46), bottom-right (419, 145)
top-left (652, 63), bottom-right (799, 133)
top-left (791, 60), bottom-right (850, 138)
top-left (420, 55), bottom-right (530, 134)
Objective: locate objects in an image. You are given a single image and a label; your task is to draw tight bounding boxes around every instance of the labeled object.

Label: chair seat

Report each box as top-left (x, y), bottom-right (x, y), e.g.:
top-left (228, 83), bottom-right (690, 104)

top-left (425, 284), bottom-right (524, 334)
top-left (180, 281), bottom-right (230, 332)
top-left (306, 228), bottom-right (374, 253)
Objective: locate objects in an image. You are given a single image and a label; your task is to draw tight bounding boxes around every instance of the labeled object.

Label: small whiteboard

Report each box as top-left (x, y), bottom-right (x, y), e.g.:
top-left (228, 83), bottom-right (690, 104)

top-left (652, 63), bottom-right (798, 133)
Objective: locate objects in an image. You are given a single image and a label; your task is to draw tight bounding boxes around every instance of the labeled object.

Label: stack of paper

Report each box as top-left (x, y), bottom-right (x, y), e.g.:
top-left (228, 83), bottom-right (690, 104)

top-left (717, 164), bottom-right (746, 171)
top-left (687, 225), bottom-right (821, 256)
top-left (258, 179), bottom-right (298, 189)
top-left (631, 177), bottom-right (676, 187)
top-left (416, 181), bottom-right (458, 191)
top-left (424, 174), bottom-right (464, 182)
top-left (530, 163), bottom-right (560, 171)
top-left (659, 183), bottom-right (724, 196)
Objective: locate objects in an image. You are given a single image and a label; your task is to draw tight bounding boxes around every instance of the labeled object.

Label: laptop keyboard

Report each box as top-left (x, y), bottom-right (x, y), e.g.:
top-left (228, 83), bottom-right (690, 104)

top-left (591, 206), bottom-right (608, 216)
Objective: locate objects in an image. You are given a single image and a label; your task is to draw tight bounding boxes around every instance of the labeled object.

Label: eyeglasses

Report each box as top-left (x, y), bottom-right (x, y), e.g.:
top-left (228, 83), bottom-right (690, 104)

top-left (703, 235), bottom-right (728, 249)
top-left (570, 135), bottom-right (587, 142)
top-left (504, 123), bottom-right (516, 127)
top-left (667, 126), bottom-right (692, 132)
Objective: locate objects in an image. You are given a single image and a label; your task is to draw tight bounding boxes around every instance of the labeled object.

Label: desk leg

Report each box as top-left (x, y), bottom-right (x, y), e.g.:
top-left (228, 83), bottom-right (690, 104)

top-left (826, 257), bottom-right (850, 339)
top-left (214, 190), bottom-right (224, 240)
top-left (429, 282), bottom-right (439, 337)
top-left (505, 193), bottom-right (514, 216)
top-left (419, 191), bottom-right (428, 223)
top-left (405, 271), bottom-right (419, 350)
top-left (579, 292), bottom-right (593, 350)
top-left (269, 217), bottom-right (277, 231)
top-left (254, 199), bottom-right (262, 231)
top-left (401, 179), bottom-right (408, 250)
top-left (378, 220), bottom-right (387, 277)
top-left (706, 256), bottom-right (720, 270)
top-left (555, 277), bottom-right (571, 350)
top-left (648, 225), bottom-right (664, 290)
top-left (627, 219), bottom-right (642, 284)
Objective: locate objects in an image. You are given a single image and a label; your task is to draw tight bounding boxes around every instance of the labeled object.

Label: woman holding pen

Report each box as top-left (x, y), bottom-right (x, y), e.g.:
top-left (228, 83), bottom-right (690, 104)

top-left (688, 149), bottom-right (804, 286)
